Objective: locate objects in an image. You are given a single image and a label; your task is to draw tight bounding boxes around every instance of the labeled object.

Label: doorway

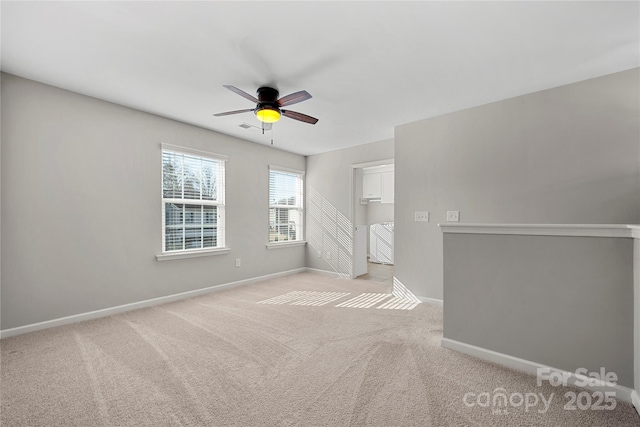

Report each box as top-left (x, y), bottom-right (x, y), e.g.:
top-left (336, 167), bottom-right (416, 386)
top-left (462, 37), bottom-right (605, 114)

top-left (351, 159), bottom-right (394, 285)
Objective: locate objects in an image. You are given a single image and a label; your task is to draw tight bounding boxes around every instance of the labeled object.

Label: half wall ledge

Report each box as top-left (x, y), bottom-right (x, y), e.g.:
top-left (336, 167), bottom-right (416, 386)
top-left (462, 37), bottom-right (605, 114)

top-left (439, 223), bottom-right (640, 416)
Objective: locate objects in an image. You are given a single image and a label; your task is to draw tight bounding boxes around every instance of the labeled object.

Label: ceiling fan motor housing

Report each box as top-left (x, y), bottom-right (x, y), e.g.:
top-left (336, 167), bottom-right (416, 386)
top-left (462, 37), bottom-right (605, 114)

top-left (257, 87), bottom-right (279, 103)
top-left (255, 87), bottom-right (280, 111)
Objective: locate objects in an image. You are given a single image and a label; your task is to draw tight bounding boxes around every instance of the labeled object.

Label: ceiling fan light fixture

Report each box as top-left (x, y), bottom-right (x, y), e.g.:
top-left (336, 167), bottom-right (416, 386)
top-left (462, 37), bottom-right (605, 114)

top-left (214, 85), bottom-right (317, 125)
top-left (255, 106), bottom-right (281, 123)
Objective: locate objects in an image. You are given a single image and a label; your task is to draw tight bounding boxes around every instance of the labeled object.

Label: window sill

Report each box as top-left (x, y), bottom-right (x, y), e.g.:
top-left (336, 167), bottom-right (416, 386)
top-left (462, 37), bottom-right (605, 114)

top-left (156, 248), bottom-right (231, 261)
top-left (266, 241), bottom-right (307, 250)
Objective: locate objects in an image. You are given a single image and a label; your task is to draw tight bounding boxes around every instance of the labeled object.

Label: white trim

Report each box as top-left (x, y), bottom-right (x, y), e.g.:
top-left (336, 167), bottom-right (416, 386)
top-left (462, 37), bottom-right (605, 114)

top-left (268, 164), bottom-right (305, 176)
top-left (0, 268), bottom-right (307, 339)
top-left (441, 338), bottom-right (635, 404)
top-left (161, 146), bottom-right (227, 254)
top-left (266, 241), bottom-right (307, 249)
top-left (632, 390), bottom-right (640, 416)
top-left (349, 165), bottom-right (356, 279)
top-left (161, 143), bottom-right (228, 161)
top-left (156, 247), bottom-right (231, 261)
top-left (351, 158), bottom-right (394, 169)
top-left (418, 296), bottom-right (443, 307)
top-left (439, 223), bottom-right (640, 239)
top-left (362, 164), bottom-right (394, 174)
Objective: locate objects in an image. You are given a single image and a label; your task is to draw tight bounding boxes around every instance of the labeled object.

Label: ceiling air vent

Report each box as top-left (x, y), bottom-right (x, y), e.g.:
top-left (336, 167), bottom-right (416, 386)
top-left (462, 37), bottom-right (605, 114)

top-left (238, 122), bottom-right (264, 132)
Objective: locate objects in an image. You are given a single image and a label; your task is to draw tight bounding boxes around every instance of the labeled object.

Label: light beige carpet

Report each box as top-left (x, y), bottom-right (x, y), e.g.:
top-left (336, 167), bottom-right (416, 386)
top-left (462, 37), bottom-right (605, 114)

top-left (1, 272), bottom-right (638, 426)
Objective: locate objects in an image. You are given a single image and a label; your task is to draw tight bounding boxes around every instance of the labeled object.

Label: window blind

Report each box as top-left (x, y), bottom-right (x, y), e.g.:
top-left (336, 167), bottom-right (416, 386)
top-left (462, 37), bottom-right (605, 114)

top-left (269, 167), bottom-right (304, 243)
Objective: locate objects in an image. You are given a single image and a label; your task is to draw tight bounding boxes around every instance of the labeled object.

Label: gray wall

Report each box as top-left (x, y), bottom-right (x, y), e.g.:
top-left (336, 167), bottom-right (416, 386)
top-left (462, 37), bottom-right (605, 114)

top-left (395, 68), bottom-right (640, 300)
top-left (306, 139), bottom-right (393, 275)
top-left (443, 232), bottom-right (635, 388)
top-left (1, 73), bottom-right (306, 329)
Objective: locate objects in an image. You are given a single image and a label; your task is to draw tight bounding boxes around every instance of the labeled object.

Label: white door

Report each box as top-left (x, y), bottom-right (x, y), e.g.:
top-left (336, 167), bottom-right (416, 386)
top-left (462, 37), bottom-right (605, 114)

top-left (354, 225), bottom-right (368, 277)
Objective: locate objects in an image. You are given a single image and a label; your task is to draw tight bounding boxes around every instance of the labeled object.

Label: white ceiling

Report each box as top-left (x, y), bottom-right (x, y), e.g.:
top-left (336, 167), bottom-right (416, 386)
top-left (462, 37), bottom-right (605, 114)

top-left (2, 1), bottom-right (638, 156)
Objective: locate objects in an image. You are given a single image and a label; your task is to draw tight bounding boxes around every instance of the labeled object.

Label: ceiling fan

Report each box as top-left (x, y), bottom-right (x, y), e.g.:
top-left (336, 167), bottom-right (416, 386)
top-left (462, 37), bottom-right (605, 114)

top-left (213, 85), bottom-right (318, 132)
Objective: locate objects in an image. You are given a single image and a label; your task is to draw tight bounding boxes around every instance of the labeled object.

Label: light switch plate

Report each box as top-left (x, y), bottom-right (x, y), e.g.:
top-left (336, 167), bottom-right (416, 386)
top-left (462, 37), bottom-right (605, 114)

top-left (446, 211), bottom-right (460, 222)
top-left (415, 211), bottom-right (430, 222)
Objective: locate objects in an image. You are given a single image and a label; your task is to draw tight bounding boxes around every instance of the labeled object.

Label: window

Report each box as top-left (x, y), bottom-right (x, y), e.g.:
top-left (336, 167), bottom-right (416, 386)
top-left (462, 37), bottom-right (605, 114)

top-left (162, 146), bottom-right (226, 253)
top-left (269, 167), bottom-right (304, 243)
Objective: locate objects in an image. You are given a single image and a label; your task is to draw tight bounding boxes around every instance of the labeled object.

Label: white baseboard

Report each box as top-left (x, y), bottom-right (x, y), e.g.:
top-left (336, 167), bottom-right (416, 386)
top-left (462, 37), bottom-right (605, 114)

top-left (441, 338), bottom-right (635, 404)
top-left (419, 296), bottom-right (443, 307)
top-left (0, 268), bottom-right (307, 339)
top-left (632, 390), bottom-right (640, 416)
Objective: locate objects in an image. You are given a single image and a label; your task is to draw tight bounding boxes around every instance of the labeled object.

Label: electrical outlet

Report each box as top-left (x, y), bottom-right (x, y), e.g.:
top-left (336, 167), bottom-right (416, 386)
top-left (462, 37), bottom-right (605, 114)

top-left (317, 250), bottom-right (322, 258)
top-left (415, 211), bottom-right (429, 222)
top-left (235, 258), bottom-right (241, 268)
top-left (446, 211), bottom-right (460, 222)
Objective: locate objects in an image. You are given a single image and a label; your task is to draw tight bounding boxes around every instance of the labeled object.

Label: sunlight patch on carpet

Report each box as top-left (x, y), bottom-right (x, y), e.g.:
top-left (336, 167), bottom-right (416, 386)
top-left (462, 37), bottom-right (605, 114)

top-left (257, 291), bottom-right (350, 306)
top-left (335, 293), bottom-right (392, 308)
top-left (258, 291), bottom-right (420, 310)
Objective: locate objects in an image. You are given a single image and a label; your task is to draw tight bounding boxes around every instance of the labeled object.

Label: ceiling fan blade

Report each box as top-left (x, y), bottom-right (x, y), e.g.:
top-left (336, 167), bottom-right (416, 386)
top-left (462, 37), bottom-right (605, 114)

top-left (277, 90), bottom-right (312, 107)
top-left (223, 85), bottom-right (258, 103)
top-left (213, 108), bottom-right (255, 117)
top-left (281, 110), bottom-right (319, 125)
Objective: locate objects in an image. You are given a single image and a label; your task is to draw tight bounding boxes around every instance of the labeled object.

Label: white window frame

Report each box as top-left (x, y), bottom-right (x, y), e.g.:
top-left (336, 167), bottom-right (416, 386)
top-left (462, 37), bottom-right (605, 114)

top-left (267, 166), bottom-right (306, 248)
top-left (157, 144), bottom-right (229, 261)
